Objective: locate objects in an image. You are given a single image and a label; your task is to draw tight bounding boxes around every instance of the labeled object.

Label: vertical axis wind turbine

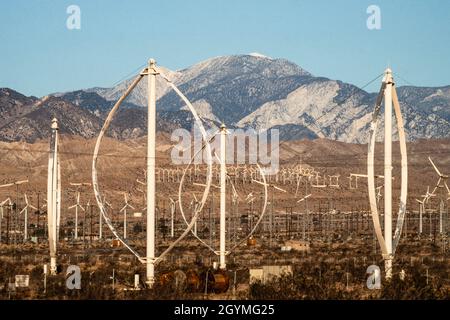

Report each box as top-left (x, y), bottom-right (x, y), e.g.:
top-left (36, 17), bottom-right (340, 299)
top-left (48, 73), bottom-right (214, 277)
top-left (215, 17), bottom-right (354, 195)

top-left (92, 58), bottom-right (214, 289)
top-left (47, 118), bottom-right (61, 275)
top-left (367, 69), bottom-right (408, 279)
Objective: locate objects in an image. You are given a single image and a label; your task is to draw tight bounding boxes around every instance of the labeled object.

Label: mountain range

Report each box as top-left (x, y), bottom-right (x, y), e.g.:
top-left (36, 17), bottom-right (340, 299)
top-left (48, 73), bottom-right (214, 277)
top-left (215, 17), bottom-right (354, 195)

top-left (1, 53), bottom-right (449, 143)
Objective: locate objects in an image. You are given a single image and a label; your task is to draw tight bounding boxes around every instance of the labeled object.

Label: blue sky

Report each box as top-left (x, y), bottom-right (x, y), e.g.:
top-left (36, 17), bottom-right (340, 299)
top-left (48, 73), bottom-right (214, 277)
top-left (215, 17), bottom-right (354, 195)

top-left (0, 0), bottom-right (449, 96)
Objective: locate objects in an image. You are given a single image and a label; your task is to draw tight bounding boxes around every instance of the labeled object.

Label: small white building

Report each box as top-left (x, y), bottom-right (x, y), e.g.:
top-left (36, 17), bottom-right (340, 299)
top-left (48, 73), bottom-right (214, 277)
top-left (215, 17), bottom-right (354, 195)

top-left (249, 265), bottom-right (293, 284)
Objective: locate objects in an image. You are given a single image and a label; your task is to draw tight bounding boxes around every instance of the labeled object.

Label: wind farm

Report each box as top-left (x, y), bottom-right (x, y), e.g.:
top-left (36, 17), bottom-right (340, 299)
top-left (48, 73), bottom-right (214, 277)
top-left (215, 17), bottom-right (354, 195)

top-left (0, 61), bottom-right (448, 300)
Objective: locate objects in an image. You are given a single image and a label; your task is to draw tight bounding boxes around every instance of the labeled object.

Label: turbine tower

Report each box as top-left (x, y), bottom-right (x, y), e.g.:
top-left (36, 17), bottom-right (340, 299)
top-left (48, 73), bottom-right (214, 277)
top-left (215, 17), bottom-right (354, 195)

top-left (384, 68), bottom-right (394, 279)
top-left (219, 124), bottom-right (227, 270)
top-left (47, 118), bottom-right (61, 275)
top-left (146, 59), bottom-right (158, 286)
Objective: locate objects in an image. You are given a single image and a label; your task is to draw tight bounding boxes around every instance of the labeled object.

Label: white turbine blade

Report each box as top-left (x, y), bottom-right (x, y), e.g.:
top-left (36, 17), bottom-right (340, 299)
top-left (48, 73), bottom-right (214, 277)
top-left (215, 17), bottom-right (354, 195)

top-left (252, 179), bottom-right (266, 186)
top-left (273, 185), bottom-right (287, 193)
top-left (444, 181), bottom-right (450, 194)
top-left (120, 205), bottom-right (127, 212)
top-left (415, 199), bottom-right (424, 204)
top-left (193, 182), bottom-right (207, 187)
top-left (136, 179), bottom-right (146, 186)
top-left (68, 204), bottom-right (77, 210)
top-left (129, 204), bottom-right (135, 210)
top-left (295, 177), bottom-right (301, 197)
top-left (428, 157), bottom-right (444, 177)
top-left (297, 194), bottom-right (312, 203)
top-left (29, 204), bottom-right (38, 211)
top-left (79, 205), bottom-right (85, 211)
top-left (213, 151), bottom-right (224, 165)
top-left (0, 182), bottom-right (15, 188)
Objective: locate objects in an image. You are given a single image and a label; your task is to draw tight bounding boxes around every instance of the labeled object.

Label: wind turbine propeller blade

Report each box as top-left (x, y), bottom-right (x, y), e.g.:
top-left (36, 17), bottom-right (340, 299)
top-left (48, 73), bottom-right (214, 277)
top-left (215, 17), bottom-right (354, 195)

top-left (192, 193), bottom-right (198, 202)
top-left (297, 194), bottom-right (312, 203)
top-left (68, 204), bottom-right (77, 209)
top-left (193, 182), bottom-right (207, 187)
top-left (428, 157), bottom-right (442, 177)
top-left (415, 199), bottom-right (424, 204)
top-left (273, 185), bottom-right (287, 193)
top-left (120, 205), bottom-right (127, 212)
top-left (252, 179), bottom-right (265, 186)
top-left (444, 181), bottom-right (450, 194)
top-left (29, 205), bottom-right (38, 211)
top-left (129, 204), bottom-right (135, 210)
top-left (136, 179), bottom-right (146, 186)
top-left (79, 205), bottom-right (85, 211)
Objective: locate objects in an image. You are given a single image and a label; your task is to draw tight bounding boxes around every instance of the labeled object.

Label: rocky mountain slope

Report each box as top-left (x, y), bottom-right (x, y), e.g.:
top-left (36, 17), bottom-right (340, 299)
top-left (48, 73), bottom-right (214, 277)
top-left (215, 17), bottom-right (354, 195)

top-left (1, 54), bottom-right (449, 143)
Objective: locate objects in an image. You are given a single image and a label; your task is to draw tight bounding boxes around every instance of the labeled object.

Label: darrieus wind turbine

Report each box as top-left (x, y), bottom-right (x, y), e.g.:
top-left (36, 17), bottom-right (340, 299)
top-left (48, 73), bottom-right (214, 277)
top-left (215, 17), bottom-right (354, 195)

top-left (92, 59), bottom-right (214, 287)
top-left (367, 69), bottom-right (408, 280)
